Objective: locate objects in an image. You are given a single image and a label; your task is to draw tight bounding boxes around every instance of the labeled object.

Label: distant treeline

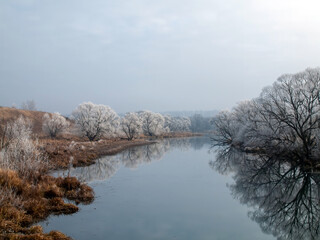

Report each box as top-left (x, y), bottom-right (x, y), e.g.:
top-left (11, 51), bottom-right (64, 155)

top-left (189, 114), bottom-right (214, 133)
top-left (162, 110), bottom-right (219, 118)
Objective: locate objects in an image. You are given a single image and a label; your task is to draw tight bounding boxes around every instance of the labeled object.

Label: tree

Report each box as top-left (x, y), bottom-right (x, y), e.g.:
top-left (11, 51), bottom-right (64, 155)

top-left (210, 67), bottom-right (320, 239)
top-left (165, 115), bottom-right (191, 132)
top-left (210, 110), bottom-right (238, 147)
top-left (72, 102), bottom-right (119, 141)
top-left (120, 112), bottom-right (142, 140)
top-left (190, 114), bottom-right (212, 132)
top-left (139, 111), bottom-right (166, 136)
top-left (212, 67), bottom-right (320, 164)
top-left (0, 116), bottom-right (48, 180)
top-left (21, 100), bottom-right (37, 111)
top-left (42, 112), bottom-right (70, 138)
top-left (0, 116), bottom-right (33, 151)
top-left (256, 69), bottom-right (320, 158)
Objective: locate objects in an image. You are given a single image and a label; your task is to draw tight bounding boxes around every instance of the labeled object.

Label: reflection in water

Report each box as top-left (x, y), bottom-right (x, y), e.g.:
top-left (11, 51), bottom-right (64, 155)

top-left (121, 141), bottom-right (170, 168)
top-left (58, 137), bottom-right (209, 182)
top-left (211, 146), bottom-right (320, 240)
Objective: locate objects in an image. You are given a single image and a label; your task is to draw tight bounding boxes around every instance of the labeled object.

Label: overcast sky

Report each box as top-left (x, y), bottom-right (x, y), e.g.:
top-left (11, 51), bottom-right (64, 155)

top-left (1, 0), bottom-right (320, 114)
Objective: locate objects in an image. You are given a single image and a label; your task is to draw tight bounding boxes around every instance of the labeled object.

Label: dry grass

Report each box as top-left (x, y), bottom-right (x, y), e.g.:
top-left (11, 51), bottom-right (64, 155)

top-left (0, 107), bottom-right (51, 136)
top-left (0, 169), bottom-right (93, 239)
top-left (161, 132), bottom-right (202, 138)
top-left (42, 137), bottom-right (157, 169)
top-left (41, 133), bottom-right (201, 169)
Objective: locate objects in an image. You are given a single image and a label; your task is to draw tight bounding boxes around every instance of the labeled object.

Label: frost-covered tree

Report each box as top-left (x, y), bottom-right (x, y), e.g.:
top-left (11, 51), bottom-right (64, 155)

top-left (0, 116), bottom-right (48, 180)
top-left (165, 115), bottom-right (191, 132)
top-left (190, 114), bottom-right (212, 132)
top-left (21, 100), bottom-right (36, 111)
top-left (212, 67), bottom-right (320, 163)
top-left (139, 111), bottom-right (166, 136)
top-left (210, 68), bottom-right (320, 239)
top-left (42, 112), bottom-right (70, 138)
top-left (0, 116), bottom-right (33, 151)
top-left (163, 115), bottom-right (173, 131)
top-left (72, 102), bottom-right (119, 141)
top-left (120, 113), bottom-right (142, 140)
top-left (257, 69), bottom-right (320, 157)
top-left (211, 100), bottom-right (260, 148)
top-left (210, 110), bottom-right (238, 146)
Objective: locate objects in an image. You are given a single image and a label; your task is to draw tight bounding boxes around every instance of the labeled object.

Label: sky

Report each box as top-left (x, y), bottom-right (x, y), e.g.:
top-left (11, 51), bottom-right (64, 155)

top-left (1, 0), bottom-right (320, 114)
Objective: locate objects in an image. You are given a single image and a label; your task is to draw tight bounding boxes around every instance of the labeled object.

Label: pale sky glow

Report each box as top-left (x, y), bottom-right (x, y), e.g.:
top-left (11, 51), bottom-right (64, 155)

top-left (1, 0), bottom-right (320, 114)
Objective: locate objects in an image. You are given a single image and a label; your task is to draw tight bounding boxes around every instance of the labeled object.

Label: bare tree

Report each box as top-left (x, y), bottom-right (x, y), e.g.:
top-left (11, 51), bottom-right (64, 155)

top-left (212, 67), bottom-right (320, 163)
top-left (42, 112), bottom-right (70, 138)
top-left (165, 115), bottom-right (191, 132)
top-left (21, 100), bottom-right (37, 111)
top-left (190, 114), bottom-right (212, 132)
top-left (0, 116), bottom-right (33, 151)
top-left (210, 67), bottom-right (320, 240)
top-left (210, 110), bottom-right (239, 147)
top-left (139, 111), bottom-right (166, 136)
top-left (0, 116), bottom-right (48, 181)
top-left (72, 102), bottom-right (119, 141)
top-left (120, 112), bottom-right (142, 140)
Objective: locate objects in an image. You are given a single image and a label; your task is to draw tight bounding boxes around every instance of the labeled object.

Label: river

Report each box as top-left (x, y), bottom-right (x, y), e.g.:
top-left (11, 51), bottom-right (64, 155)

top-left (40, 137), bottom-right (274, 240)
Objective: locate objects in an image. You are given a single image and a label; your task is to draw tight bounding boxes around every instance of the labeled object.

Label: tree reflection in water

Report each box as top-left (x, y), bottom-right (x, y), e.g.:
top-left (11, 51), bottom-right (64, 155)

top-left (58, 137), bottom-right (209, 183)
top-left (211, 146), bottom-right (320, 240)
top-left (121, 141), bottom-right (171, 168)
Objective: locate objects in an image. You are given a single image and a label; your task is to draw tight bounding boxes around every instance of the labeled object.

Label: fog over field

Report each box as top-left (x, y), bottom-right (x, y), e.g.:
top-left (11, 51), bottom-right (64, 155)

top-left (1, 0), bottom-right (320, 114)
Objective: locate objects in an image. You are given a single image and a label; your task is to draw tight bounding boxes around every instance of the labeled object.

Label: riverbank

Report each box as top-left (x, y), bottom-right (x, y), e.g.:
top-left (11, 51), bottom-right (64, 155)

top-left (0, 170), bottom-right (94, 239)
top-left (0, 132), bottom-right (201, 239)
top-left (43, 132), bottom-right (201, 170)
top-left (43, 137), bottom-right (157, 169)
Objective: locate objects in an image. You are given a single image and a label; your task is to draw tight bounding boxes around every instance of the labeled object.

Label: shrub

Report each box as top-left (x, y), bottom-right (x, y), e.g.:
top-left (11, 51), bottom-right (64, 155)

top-left (0, 116), bottom-right (49, 181)
top-left (42, 113), bottom-right (70, 138)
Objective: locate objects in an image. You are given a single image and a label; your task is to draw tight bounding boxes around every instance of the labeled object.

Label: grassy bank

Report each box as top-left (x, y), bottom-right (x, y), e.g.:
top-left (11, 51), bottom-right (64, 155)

top-left (43, 137), bottom-right (157, 169)
top-left (43, 132), bottom-right (201, 169)
top-left (0, 170), bottom-right (94, 239)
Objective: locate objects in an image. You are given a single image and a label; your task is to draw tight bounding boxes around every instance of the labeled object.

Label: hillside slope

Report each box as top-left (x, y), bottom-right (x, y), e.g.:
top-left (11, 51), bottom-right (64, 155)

top-left (0, 106), bottom-right (55, 134)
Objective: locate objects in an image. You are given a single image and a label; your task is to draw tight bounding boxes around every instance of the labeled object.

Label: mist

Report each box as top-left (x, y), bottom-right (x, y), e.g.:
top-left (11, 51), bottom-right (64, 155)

top-left (1, 0), bottom-right (320, 114)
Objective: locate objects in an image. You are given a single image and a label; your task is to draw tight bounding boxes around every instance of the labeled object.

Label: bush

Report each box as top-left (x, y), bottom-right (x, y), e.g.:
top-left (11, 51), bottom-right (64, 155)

top-left (0, 116), bottom-right (49, 181)
top-left (42, 113), bottom-right (70, 138)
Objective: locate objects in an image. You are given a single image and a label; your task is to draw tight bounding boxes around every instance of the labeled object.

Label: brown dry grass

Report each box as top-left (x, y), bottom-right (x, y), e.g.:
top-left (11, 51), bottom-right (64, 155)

top-left (0, 107), bottom-right (51, 136)
top-left (158, 132), bottom-right (202, 138)
top-left (0, 169), bottom-right (93, 239)
top-left (42, 137), bottom-right (157, 169)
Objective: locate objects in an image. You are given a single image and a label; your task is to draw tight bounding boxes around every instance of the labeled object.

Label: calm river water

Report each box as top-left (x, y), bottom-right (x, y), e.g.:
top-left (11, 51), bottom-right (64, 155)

top-left (41, 137), bottom-right (274, 240)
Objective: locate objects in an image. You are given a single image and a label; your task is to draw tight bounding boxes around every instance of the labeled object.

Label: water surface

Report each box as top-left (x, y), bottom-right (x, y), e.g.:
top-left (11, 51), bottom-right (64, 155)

top-left (41, 137), bottom-right (274, 240)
